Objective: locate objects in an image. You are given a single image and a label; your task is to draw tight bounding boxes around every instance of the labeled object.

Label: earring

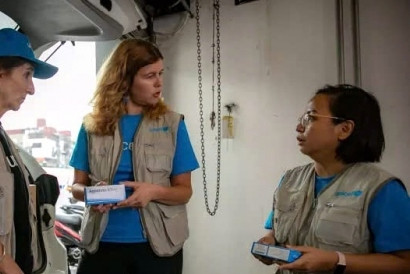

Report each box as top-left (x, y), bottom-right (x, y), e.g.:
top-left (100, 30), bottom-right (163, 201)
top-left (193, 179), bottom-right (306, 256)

top-left (123, 92), bottom-right (129, 103)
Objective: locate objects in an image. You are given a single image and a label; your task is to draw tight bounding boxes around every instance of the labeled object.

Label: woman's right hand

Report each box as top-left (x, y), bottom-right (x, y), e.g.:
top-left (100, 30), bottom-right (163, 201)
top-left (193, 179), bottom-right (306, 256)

top-left (253, 231), bottom-right (277, 265)
top-left (0, 255), bottom-right (24, 274)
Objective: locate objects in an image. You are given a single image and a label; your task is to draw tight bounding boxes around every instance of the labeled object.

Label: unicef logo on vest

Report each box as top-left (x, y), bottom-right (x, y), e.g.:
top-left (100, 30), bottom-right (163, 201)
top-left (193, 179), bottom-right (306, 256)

top-left (149, 126), bottom-right (169, 132)
top-left (335, 190), bottom-right (363, 197)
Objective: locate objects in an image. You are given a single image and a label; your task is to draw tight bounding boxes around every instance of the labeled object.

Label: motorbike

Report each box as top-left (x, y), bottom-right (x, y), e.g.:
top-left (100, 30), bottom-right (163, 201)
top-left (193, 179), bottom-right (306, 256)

top-left (54, 202), bottom-right (84, 270)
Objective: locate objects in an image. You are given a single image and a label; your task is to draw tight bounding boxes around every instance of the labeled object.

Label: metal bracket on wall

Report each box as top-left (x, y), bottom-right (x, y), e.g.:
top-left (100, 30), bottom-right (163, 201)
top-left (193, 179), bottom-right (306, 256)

top-left (335, 0), bottom-right (362, 87)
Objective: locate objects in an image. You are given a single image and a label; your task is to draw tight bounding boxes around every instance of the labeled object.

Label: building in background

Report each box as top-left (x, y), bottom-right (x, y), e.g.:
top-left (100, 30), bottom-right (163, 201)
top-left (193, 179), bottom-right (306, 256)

top-left (7, 118), bottom-right (74, 168)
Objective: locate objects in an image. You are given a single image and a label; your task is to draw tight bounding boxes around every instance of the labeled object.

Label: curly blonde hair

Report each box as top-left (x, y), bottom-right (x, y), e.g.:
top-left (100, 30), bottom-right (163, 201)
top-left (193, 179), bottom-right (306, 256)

top-left (84, 39), bottom-right (169, 136)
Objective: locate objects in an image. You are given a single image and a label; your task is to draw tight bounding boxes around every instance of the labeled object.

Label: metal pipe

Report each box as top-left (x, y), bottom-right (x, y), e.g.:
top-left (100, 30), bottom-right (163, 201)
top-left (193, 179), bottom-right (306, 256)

top-left (336, 0), bottom-right (345, 84)
top-left (352, 0), bottom-right (362, 87)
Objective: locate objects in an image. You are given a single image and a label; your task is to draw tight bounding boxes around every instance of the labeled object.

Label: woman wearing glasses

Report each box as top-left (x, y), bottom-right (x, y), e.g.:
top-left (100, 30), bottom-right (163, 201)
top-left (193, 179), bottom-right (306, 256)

top-left (254, 84), bottom-right (410, 273)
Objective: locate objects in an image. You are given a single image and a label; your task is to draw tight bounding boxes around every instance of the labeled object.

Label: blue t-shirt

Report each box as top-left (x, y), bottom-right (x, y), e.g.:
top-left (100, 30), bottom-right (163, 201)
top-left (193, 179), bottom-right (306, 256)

top-left (264, 175), bottom-right (410, 253)
top-left (70, 114), bottom-right (199, 243)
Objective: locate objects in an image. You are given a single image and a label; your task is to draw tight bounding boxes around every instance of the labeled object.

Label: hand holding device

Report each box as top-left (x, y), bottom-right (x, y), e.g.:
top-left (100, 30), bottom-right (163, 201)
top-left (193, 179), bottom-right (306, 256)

top-left (251, 242), bottom-right (302, 263)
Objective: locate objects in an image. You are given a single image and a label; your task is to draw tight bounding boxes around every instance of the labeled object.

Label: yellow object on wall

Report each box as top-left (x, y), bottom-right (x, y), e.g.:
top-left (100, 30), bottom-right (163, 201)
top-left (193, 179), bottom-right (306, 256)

top-left (222, 115), bottom-right (234, 139)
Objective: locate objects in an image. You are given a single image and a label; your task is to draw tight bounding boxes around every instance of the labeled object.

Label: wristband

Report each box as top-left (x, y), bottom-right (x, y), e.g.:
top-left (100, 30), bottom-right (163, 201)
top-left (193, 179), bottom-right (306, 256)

top-left (0, 244), bottom-right (6, 264)
top-left (334, 251), bottom-right (346, 274)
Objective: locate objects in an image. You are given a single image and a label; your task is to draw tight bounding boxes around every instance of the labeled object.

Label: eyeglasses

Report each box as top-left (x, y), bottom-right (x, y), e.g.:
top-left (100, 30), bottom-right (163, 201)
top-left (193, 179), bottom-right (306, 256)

top-left (298, 112), bottom-right (346, 128)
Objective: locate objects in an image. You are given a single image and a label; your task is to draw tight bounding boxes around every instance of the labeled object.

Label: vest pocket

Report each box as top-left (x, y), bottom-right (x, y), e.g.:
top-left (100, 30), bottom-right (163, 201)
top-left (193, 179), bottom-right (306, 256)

top-left (0, 172), bottom-right (14, 236)
top-left (80, 207), bottom-right (93, 245)
top-left (274, 191), bottom-right (303, 243)
top-left (157, 203), bottom-right (188, 246)
top-left (145, 154), bottom-right (172, 173)
top-left (80, 207), bottom-right (100, 246)
top-left (145, 154), bottom-right (172, 185)
top-left (315, 206), bottom-right (360, 246)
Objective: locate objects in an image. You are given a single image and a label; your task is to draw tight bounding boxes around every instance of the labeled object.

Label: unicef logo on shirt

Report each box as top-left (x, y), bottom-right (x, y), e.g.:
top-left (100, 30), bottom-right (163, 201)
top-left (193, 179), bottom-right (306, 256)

top-left (123, 141), bottom-right (133, 151)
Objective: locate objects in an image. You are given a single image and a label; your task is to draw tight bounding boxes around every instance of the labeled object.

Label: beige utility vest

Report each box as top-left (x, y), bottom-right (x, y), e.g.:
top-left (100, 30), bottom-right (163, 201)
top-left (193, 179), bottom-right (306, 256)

top-left (81, 112), bottom-right (189, 256)
top-left (0, 133), bottom-right (43, 272)
top-left (273, 163), bottom-right (401, 274)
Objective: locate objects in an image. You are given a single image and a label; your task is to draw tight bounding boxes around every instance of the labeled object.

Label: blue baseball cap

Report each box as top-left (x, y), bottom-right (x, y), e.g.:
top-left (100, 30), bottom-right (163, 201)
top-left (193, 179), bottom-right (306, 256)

top-left (0, 28), bottom-right (58, 79)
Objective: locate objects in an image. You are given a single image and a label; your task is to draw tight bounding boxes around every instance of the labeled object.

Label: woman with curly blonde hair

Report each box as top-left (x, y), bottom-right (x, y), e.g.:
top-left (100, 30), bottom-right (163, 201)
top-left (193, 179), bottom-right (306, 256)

top-left (70, 39), bottom-right (199, 274)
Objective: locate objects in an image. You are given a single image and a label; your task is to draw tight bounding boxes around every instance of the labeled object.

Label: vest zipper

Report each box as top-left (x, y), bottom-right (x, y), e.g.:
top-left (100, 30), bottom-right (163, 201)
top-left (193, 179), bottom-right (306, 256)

top-left (110, 123), bottom-right (124, 184)
top-left (312, 198), bottom-right (318, 209)
top-left (130, 117), bottom-right (149, 240)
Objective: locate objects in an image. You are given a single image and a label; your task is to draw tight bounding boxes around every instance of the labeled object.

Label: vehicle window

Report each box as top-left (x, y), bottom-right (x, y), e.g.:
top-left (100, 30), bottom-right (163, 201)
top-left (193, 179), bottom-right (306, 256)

top-left (0, 11), bottom-right (18, 29)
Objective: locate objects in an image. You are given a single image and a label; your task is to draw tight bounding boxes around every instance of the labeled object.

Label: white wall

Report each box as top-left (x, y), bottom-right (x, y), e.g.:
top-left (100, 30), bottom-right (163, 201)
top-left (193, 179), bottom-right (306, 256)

top-left (157, 1), bottom-right (337, 274)
top-left (359, 0), bottom-right (410, 189)
top-left (95, 1), bottom-right (410, 273)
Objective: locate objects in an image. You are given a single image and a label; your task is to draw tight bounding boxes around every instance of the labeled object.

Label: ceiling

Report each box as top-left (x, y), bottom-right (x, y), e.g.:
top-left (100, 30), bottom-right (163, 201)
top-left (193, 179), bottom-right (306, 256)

top-left (0, 0), bottom-right (191, 56)
top-left (0, 0), bottom-right (147, 51)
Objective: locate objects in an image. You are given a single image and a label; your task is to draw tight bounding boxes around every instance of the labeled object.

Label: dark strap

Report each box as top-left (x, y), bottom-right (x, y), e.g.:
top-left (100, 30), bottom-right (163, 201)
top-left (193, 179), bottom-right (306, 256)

top-left (334, 265), bottom-right (346, 274)
top-left (0, 127), bottom-right (33, 273)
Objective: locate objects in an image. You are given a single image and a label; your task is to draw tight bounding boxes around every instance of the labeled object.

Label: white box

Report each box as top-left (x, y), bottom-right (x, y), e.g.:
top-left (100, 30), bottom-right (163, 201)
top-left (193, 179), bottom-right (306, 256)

top-left (251, 242), bottom-right (302, 263)
top-left (84, 184), bottom-right (126, 205)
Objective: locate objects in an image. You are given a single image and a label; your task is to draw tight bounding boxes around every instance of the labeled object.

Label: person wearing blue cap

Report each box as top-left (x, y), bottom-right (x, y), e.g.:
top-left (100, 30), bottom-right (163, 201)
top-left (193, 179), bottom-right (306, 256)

top-left (0, 28), bottom-right (58, 274)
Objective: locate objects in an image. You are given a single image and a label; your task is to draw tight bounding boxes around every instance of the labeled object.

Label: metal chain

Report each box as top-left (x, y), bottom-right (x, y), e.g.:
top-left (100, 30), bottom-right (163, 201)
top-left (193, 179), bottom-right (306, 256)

top-left (195, 0), bottom-right (222, 216)
top-left (210, 3), bottom-right (216, 130)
